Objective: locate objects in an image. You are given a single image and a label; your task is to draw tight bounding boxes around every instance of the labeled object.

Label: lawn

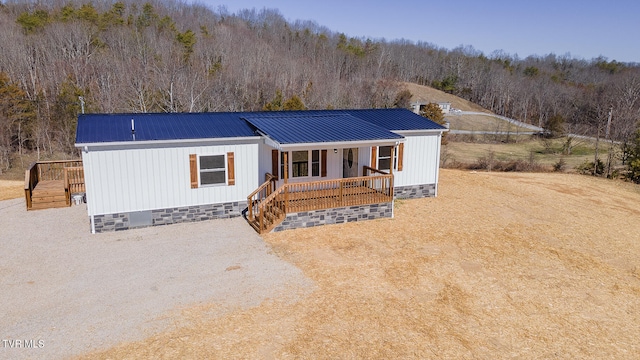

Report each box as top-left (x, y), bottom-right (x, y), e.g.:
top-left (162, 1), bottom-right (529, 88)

top-left (0, 180), bottom-right (24, 201)
top-left (443, 137), bottom-right (611, 170)
top-left (82, 169), bottom-right (640, 359)
top-left (445, 113), bottom-right (534, 133)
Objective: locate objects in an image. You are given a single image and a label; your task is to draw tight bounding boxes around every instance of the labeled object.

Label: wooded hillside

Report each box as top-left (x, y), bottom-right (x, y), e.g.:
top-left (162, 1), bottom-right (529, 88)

top-left (0, 0), bottom-right (639, 176)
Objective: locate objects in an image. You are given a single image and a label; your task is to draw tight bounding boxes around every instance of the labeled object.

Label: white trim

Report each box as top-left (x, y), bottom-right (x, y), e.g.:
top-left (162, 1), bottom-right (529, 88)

top-left (393, 129), bottom-right (447, 136)
top-left (376, 144), bottom-right (400, 172)
top-left (197, 153), bottom-right (228, 187)
top-left (434, 133), bottom-right (442, 197)
top-left (263, 135), bottom-right (281, 150)
top-left (276, 138), bottom-right (404, 151)
top-left (76, 136), bottom-right (262, 149)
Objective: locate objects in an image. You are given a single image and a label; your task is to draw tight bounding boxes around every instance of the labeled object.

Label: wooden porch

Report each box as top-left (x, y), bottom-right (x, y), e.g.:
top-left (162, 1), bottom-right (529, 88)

top-left (247, 166), bottom-right (393, 233)
top-left (24, 160), bottom-right (85, 210)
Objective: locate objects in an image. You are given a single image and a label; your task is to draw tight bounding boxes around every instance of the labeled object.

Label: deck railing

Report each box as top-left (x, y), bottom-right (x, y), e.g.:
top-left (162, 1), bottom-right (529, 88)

top-left (250, 172), bottom-right (393, 233)
top-left (24, 160), bottom-right (84, 210)
top-left (246, 173), bottom-right (277, 223)
top-left (64, 166), bottom-right (85, 195)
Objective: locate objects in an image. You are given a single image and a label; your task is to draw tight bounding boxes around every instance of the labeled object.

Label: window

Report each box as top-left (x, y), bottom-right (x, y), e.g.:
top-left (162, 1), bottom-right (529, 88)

top-left (279, 150), bottom-right (322, 179)
top-left (378, 146), bottom-right (392, 170)
top-left (311, 150), bottom-right (320, 177)
top-left (199, 155), bottom-right (226, 185)
top-left (292, 151), bottom-right (308, 177)
top-left (378, 146), bottom-right (398, 171)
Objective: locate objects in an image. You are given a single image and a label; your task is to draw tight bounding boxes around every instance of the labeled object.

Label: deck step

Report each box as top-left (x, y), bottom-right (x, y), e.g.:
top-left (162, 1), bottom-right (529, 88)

top-left (30, 201), bottom-right (68, 210)
top-left (32, 194), bottom-right (67, 202)
top-left (28, 180), bottom-right (69, 210)
top-left (248, 220), bottom-right (261, 232)
top-left (32, 190), bottom-right (66, 196)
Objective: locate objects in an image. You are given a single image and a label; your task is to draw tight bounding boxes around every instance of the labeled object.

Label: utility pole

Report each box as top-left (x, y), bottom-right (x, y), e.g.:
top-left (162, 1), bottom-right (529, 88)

top-left (605, 107), bottom-right (614, 178)
top-left (594, 107), bottom-right (613, 177)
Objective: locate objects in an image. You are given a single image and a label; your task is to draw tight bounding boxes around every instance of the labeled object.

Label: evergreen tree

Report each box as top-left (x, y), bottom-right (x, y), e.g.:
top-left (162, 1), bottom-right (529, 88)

top-left (263, 90), bottom-right (284, 111)
top-left (283, 95), bottom-right (306, 110)
top-left (52, 78), bottom-right (87, 153)
top-left (627, 128), bottom-right (640, 183)
top-left (420, 103), bottom-right (448, 144)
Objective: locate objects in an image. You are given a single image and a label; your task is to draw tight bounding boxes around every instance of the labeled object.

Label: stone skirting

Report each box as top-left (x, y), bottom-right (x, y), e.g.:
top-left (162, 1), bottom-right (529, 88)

top-left (92, 213), bottom-right (129, 232)
top-left (92, 201), bottom-right (246, 233)
top-left (394, 184), bottom-right (436, 199)
top-left (272, 202), bottom-right (393, 232)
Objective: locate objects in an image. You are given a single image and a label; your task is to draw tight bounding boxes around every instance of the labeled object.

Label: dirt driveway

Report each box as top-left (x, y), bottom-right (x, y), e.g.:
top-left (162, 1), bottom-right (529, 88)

top-left (0, 198), bottom-right (312, 360)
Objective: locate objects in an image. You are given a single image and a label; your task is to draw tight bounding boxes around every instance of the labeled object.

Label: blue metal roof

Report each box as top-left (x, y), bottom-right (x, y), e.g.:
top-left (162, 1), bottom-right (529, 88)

top-left (243, 114), bottom-right (403, 144)
top-left (342, 109), bottom-right (447, 131)
top-left (75, 113), bottom-right (257, 144)
top-left (75, 109), bottom-right (444, 145)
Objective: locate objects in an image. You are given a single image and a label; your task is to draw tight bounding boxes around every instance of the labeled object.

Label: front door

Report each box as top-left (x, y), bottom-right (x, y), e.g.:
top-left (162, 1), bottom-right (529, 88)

top-left (343, 148), bottom-right (358, 178)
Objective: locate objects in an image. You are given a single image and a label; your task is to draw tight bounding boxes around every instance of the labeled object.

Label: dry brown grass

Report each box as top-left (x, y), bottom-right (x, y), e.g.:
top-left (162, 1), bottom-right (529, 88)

top-left (0, 180), bottom-right (24, 201)
top-left (79, 170), bottom-right (640, 359)
top-left (402, 82), bottom-right (490, 113)
top-left (445, 113), bottom-right (533, 132)
top-left (443, 140), bottom-right (604, 170)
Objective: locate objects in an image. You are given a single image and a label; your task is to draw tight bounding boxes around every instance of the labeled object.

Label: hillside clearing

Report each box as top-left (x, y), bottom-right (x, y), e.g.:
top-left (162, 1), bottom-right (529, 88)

top-left (445, 113), bottom-right (534, 133)
top-left (402, 82), bottom-right (490, 113)
top-left (79, 169), bottom-right (640, 359)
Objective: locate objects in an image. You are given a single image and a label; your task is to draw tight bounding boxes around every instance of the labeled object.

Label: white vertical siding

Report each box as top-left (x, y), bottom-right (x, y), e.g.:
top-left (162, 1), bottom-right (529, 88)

top-left (84, 143), bottom-right (259, 216)
top-left (394, 134), bottom-right (441, 187)
top-left (258, 143), bottom-right (273, 184)
top-left (328, 148), bottom-right (342, 178)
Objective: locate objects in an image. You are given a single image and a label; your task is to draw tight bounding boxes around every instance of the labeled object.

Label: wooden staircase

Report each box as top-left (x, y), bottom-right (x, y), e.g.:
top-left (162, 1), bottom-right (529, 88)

top-left (246, 174), bottom-right (286, 234)
top-left (24, 160), bottom-right (84, 211)
top-left (29, 180), bottom-right (68, 210)
top-left (247, 197), bottom-right (285, 233)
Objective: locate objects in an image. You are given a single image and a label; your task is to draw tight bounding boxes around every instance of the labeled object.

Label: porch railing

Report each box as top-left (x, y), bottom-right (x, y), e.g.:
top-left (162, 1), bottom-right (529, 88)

top-left (64, 166), bottom-right (85, 195)
top-left (24, 160), bottom-right (84, 210)
top-left (249, 172), bottom-right (393, 233)
top-left (246, 173), bottom-right (277, 223)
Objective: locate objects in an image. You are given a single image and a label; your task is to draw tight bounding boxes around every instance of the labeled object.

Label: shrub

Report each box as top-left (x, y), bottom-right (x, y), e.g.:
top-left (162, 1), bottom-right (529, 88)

top-left (576, 159), bottom-right (604, 175)
top-left (553, 158), bottom-right (567, 172)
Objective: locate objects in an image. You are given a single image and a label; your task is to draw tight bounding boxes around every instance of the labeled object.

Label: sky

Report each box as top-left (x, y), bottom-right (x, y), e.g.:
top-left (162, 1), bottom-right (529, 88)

top-left (190, 0), bottom-right (640, 63)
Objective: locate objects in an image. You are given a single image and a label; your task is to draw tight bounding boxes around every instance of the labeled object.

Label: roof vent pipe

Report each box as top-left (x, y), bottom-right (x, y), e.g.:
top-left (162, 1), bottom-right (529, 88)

top-left (131, 119), bottom-right (136, 141)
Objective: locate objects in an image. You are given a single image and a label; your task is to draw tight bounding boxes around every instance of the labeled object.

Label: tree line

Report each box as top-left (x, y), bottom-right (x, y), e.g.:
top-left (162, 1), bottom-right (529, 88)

top-left (0, 0), bottom-right (639, 180)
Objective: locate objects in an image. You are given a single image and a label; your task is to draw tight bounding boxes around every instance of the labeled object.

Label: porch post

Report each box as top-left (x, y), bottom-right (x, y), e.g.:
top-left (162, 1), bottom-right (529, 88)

top-left (283, 151), bottom-right (288, 184)
top-left (389, 145), bottom-right (395, 175)
top-left (283, 151), bottom-right (289, 212)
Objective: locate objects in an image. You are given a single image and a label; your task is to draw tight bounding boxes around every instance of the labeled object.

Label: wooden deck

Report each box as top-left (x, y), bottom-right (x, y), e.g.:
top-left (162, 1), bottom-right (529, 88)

top-left (247, 170), bottom-right (393, 233)
top-left (24, 160), bottom-right (84, 210)
top-left (285, 185), bottom-right (391, 212)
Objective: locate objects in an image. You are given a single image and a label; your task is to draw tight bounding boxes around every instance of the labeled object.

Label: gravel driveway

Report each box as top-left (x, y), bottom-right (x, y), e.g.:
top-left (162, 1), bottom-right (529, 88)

top-left (0, 198), bottom-right (312, 359)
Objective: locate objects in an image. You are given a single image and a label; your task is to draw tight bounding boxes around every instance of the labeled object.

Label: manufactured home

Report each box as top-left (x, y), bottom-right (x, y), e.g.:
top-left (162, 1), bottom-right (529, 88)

top-left (74, 109), bottom-right (446, 233)
top-left (411, 101), bottom-right (452, 115)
